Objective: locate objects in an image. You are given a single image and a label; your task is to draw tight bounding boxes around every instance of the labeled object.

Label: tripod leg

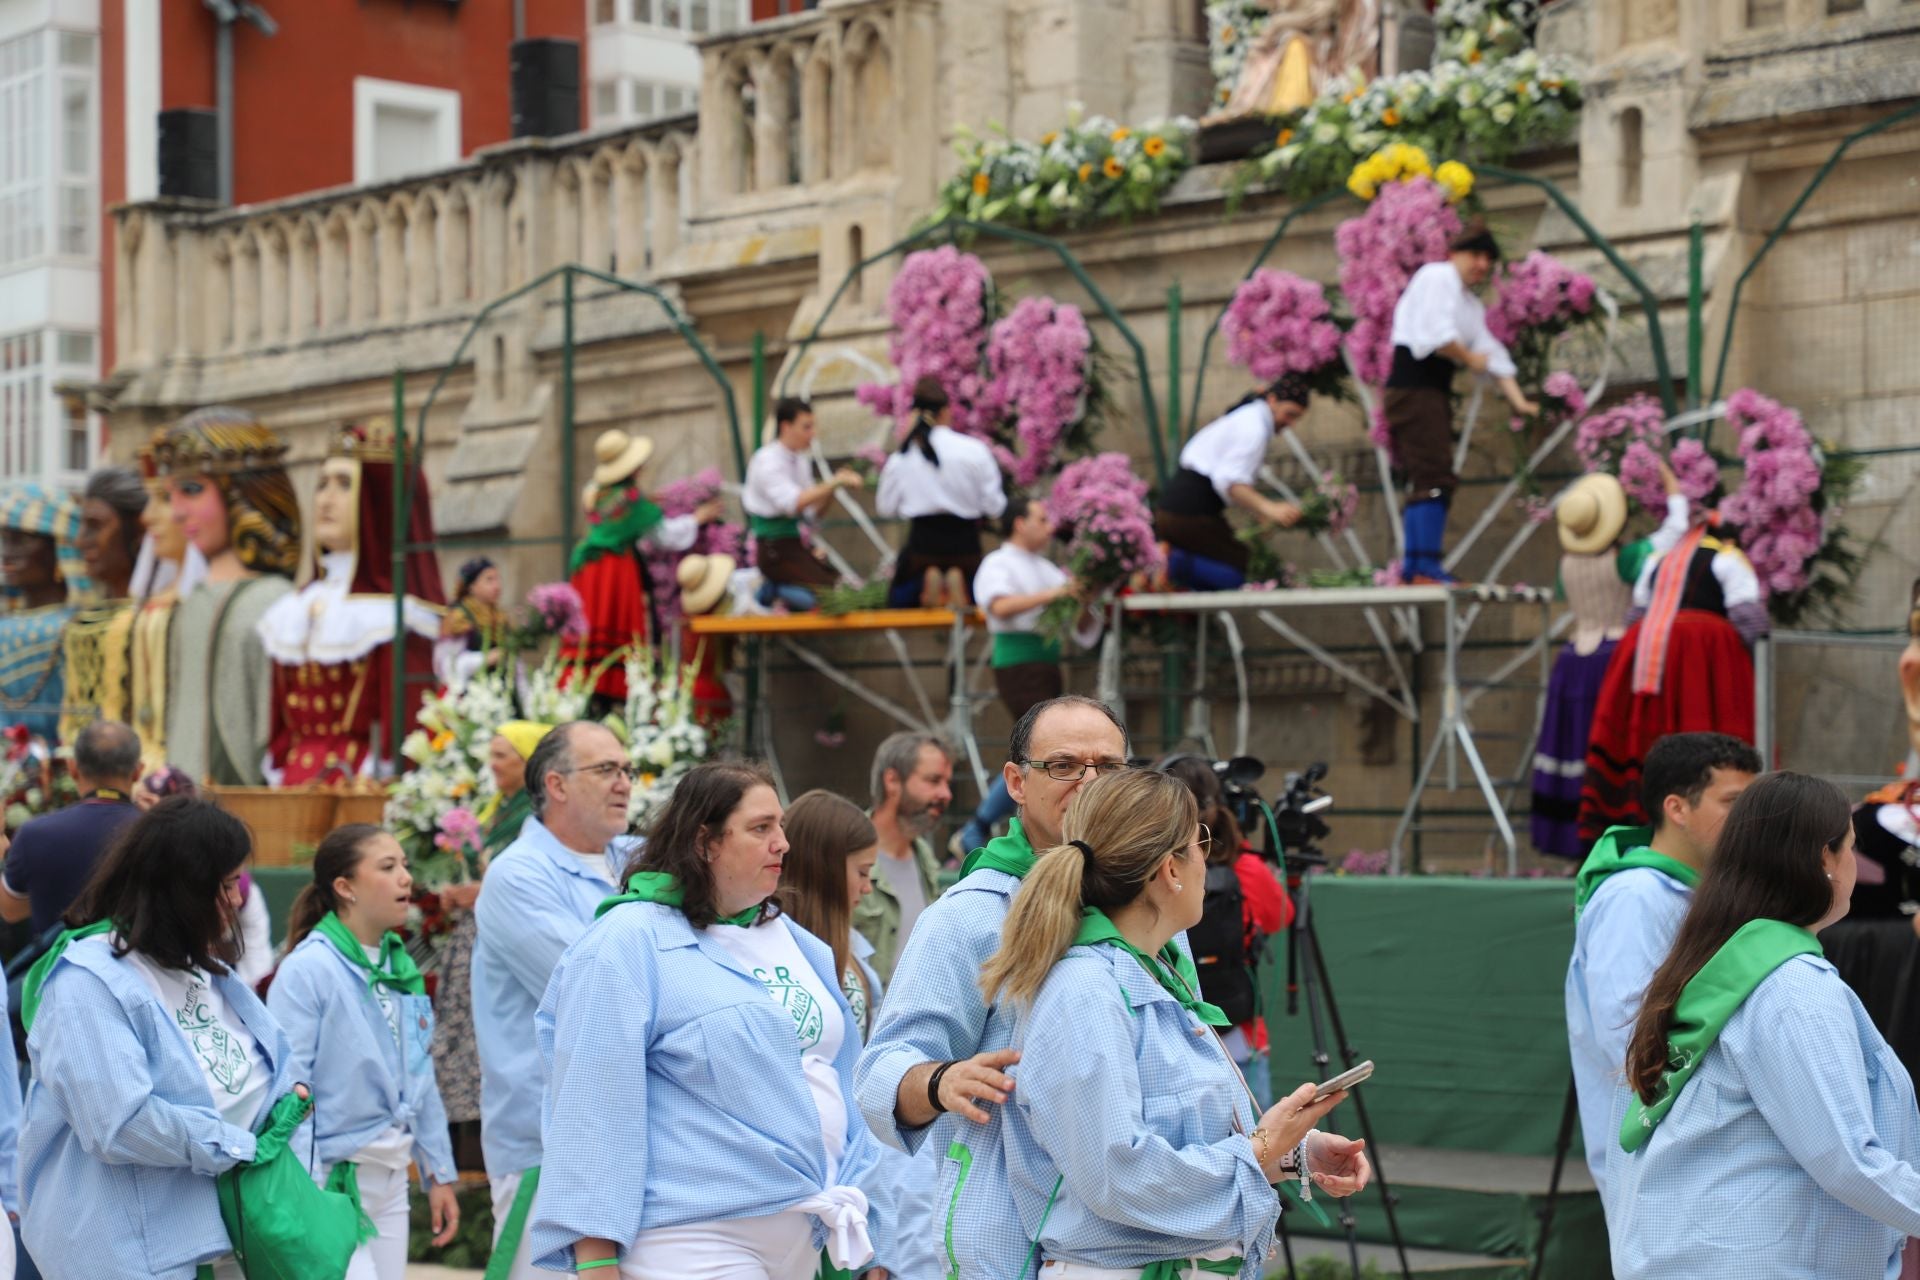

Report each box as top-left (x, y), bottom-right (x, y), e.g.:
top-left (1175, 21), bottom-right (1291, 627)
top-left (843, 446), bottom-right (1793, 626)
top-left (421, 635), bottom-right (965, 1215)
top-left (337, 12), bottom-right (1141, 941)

top-left (1530, 1074), bottom-right (1582, 1280)
top-left (1305, 919), bottom-right (1414, 1280)
top-left (1276, 1206), bottom-right (1296, 1280)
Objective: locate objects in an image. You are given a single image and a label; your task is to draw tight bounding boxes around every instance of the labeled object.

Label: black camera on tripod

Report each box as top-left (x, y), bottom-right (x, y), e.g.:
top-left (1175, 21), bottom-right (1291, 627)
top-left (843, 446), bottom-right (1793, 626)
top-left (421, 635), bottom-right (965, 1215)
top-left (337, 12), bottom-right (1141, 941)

top-left (1205, 756), bottom-right (1334, 863)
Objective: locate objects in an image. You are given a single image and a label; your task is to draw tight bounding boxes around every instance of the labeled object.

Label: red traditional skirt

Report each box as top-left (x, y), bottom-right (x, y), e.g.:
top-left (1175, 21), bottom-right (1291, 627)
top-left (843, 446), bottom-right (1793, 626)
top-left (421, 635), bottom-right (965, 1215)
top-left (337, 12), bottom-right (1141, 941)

top-left (562, 552), bottom-right (649, 702)
top-left (1577, 610), bottom-right (1755, 849)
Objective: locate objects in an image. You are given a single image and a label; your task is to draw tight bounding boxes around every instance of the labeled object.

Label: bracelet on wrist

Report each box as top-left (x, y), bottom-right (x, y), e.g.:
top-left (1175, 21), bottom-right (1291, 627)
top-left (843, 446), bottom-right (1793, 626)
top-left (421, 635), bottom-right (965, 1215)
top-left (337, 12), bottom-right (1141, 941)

top-left (577, 1258), bottom-right (620, 1272)
top-left (926, 1060), bottom-right (955, 1115)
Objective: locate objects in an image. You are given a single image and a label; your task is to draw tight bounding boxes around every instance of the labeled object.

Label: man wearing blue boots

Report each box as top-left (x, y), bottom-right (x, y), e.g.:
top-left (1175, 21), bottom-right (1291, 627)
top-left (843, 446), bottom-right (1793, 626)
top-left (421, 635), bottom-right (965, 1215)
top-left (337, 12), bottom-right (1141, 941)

top-left (1153, 372), bottom-right (1309, 591)
top-left (1384, 218), bottom-right (1536, 583)
top-left (743, 395), bottom-right (863, 609)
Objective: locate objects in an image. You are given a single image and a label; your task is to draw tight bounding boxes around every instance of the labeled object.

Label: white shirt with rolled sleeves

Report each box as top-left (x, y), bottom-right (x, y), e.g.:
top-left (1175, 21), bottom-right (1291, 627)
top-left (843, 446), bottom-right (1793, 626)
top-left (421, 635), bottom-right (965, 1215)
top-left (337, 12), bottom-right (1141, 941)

top-left (744, 440), bottom-right (815, 521)
top-left (1177, 399), bottom-right (1275, 505)
top-left (973, 543), bottom-right (1104, 649)
top-left (1390, 260), bottom-right (1517, 380)
top-left (267, 930), bottom-right (457, 1188)
top-left (527, 901), bottom-right (882, 1275)
top-left (876, 427), bottom-right (1009, 522)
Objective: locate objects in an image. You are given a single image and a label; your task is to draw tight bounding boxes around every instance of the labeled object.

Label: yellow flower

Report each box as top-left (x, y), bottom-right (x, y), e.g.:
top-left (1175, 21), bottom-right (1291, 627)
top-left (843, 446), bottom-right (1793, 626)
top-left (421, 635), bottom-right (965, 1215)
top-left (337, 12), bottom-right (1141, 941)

top-left (1143, 135), bottom-right (1166, 157)
top-left (1220, 25), bottom-right (1235, 42)
top-left (1347, 171), bottom-right (1378, 201)
top-left (1435, 160), bottom-right (1475, 203)
top-left (971, 172), bottom-right (990, 196)
top-left (451, 781), bottom-right (472, 799)
top-left (430, 730), bottom-right (454, 752)
top-left (1467, 48), bottom-right (1483, 63)
top-left (1276, 128), bottom-right (1294, 146)
top-left (1514, 82), bottom-right (1529, 95)
top-left (1040, 130), bottom-right (1059, 145)
top-left (1543, 78), bottom-right (1564, 92)
top-left (1078, 161), bottom-right (1094, 182)
top-left (1381, 107), bottom-right (1401, 127)
top-left (1102, 155), bottom-right (1124, 179)
top-left (1110, 126), bottom-right (1132, 142)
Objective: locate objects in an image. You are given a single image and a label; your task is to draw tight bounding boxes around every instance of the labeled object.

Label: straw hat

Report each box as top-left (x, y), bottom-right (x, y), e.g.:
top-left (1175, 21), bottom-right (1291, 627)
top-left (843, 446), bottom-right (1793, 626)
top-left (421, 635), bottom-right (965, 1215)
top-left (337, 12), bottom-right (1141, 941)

top-left (677, 553), bottom-right (737, 616)
top-left (590, 429), bottom-right (655, 490)
top-left (1557, 474), bottom-right (1629, 555)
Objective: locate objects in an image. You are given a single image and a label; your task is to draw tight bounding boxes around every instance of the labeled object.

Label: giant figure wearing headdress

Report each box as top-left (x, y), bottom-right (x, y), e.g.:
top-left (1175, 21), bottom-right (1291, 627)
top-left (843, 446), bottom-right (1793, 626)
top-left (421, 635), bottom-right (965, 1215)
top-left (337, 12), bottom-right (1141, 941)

top-left (257, 419), bottom-right (444, 782)
top-left (58, 467), bottom-right (147, 743)
top-left (151, 406), bottom-right (301, 785)
top-left (0, 486), bottom-right (84, 743)
top-left (126, 431), bottom-right (206, 772)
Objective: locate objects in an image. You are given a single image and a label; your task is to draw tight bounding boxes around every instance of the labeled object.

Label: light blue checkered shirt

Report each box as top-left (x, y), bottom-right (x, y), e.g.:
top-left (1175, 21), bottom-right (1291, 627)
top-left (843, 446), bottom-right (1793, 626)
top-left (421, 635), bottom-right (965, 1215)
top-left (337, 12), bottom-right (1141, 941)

top-left (1604, 953), bottom-right (1920, 1278)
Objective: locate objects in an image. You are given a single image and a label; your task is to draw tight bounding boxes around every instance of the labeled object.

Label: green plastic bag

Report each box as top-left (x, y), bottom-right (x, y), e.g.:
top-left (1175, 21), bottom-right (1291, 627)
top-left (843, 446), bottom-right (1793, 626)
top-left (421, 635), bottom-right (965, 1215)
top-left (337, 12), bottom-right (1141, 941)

top-left (215, 1092), bottom-right (374, 1280)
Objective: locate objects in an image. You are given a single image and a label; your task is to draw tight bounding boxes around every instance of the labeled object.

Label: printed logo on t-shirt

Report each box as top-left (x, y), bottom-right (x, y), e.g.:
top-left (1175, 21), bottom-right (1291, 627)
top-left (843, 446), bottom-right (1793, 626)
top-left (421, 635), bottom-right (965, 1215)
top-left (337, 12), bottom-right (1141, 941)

top-left (841, 964), bottom-right (868, 1039)
top-left (176, 976), bottom-right (252, 1096)
top-left (752, 964), bottom-right (824, 1049)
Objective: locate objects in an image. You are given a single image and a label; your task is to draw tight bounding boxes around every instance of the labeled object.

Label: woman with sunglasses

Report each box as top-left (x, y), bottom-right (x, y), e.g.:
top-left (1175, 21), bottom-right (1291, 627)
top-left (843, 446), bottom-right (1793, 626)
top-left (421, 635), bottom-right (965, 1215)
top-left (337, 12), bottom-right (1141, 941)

top-left (980, 769), bottom-right (1371, 1279)
top-left (528, 762), bottom-right (885, 1279)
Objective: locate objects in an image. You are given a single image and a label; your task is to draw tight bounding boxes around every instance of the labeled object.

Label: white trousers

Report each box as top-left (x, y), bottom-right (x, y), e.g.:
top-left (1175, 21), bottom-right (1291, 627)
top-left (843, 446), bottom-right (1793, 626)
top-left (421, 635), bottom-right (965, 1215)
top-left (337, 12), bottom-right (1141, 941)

top-left (620, 1212), bottom-right (818, 1280)
top-left (489, 1172), bottom-right (546, 1280)
top-left (1040, 1246), bottom-right (1238, 1280)
top-left (343, 1162), bottom-right (413, 1280)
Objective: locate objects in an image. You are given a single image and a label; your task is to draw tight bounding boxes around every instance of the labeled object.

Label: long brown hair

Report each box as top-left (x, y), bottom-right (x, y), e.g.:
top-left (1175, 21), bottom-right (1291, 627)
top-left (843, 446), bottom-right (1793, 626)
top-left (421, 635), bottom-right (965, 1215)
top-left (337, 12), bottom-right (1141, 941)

top-left (285, 824), bottom-right (386, 949)
top-left (1155, 754), bottom-right (1244, 866)
top-left (777, 790), bottom-right (879, 1015)
top-left (68, 796), bottom-right (252, 975)
top-left (1623, 771), bottom-right (1850, 1101)
top-left (979, 769), bottom-right (1197, 1008)
top-left (627, 761), bottom-right (783, 929)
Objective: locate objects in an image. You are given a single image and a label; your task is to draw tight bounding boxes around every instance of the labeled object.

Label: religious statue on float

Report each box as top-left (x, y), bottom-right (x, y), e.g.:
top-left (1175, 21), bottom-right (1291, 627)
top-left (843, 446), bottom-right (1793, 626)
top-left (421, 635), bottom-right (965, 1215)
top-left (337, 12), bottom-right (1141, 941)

top-left (150, 406), bottom-right (302, 786)
top-left (1212, 0), bottom-right (1382, 120)
top-left (256, 419), bottom-right (445, 783)
top-left (58, 467), bottom-right (148, 743)
top-left (0, 487), bottom-right (84, 744)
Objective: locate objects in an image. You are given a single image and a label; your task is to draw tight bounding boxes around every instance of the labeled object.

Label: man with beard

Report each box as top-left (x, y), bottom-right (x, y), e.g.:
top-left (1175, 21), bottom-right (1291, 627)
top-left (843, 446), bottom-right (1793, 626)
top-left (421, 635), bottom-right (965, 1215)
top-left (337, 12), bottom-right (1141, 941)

top-left (856, 731), bottom-right (954, 983)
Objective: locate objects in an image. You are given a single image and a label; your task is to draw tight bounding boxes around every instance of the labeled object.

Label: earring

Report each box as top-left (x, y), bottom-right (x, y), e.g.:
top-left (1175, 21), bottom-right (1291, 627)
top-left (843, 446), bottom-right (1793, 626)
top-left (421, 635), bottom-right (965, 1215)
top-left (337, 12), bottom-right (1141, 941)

top-left (1826, 873), bottom-right (1834, 881)
top-left (1172, 881), bottom-right (1184, 893)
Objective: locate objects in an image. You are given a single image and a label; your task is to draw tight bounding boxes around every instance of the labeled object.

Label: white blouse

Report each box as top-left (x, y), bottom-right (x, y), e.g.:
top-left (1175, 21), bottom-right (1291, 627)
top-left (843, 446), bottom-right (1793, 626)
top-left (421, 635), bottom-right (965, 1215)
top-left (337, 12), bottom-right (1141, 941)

top-left (972, 543), bottom-right (1103, 647)
top-left (1177, 399), bottom-right (1276, 502)
top-left (1390, 260), bottom-right (1517, 380)
top-left (875, 427), bottom-right (1007, 522)
top-left (743, 441), bottom-right (814, 522)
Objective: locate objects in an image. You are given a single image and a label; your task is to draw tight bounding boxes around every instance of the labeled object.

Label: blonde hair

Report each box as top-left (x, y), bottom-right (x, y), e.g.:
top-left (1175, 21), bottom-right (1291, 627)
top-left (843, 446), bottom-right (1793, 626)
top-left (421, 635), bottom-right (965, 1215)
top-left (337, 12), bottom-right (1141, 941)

top-left (979, 769), bottom-right (1197, 1009)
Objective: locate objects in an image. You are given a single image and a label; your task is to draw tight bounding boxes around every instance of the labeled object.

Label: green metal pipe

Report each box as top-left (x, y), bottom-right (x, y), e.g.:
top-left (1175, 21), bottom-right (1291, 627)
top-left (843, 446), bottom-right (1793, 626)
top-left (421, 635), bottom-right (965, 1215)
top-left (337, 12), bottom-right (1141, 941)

top-left (389, 368), bottom-right (408, 769)
top-left (752, 331), bottom-right (767, 451)
top-left (1687, 218), bottom-right (1704, 411)
top-left (1165, 282), bottom-right (1182, 456)
top-left (561, 270), bottom-right (577, 566)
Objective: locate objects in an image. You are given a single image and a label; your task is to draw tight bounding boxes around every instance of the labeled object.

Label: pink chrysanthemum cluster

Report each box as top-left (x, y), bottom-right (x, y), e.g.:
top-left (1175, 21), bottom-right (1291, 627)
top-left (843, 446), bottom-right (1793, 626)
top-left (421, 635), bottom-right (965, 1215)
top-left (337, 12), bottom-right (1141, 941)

top-left (1335, 176), bottom-right (1462, 392)
top-left (1221, 270), bottom-right (1344, 385)
top-left (1044, 451), bottom-right (1148, 528)
top-left (1667, 438), bottom-right (1721, 504)
top-left (1486, 251), bottom-right (1597, 347)
top-left (653, 467), bottom-right (724, 518)
top-left (1299, 472), bottom-right (1360, 537)
top-left (1046, 452), bottom-right (1162, 586)
top-left (987, 297), bottom-right (1093, 488)
top-left (434, 807), bottom-right (483, 858)
top-left (856, 247), bottom-right (1000, 437)
top-left (527, 582), bottom-right (588, 643)
top-left (1721, 389), bottom-right (1826, 596)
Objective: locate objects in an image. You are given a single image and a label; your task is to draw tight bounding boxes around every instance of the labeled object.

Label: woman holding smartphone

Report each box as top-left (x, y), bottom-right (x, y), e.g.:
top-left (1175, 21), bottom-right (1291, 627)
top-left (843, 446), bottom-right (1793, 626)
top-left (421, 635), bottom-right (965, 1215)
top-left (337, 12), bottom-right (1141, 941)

top-left (980, 769), bottom-right (1371, 1279)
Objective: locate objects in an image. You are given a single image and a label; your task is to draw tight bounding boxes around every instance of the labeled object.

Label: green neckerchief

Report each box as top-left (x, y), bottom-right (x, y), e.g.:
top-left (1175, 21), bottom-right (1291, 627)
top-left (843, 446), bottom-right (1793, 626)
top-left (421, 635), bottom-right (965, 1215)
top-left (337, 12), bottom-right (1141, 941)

top-left (1617, 536), bottom-right (1655, 587)
top-left (568, 494), bottom-right (665, 575)
top-left (313, 912), bottom-right (426, 997)
top-left (596, 870), bottom-right (762, 926)
top-left (1073, 906), bottom-right (1228, 1028)
top-left (1620, 918), bottom-right (1821, 1152)
top-left (1574, 826), bottom-right (1698, 916)
top-left (483, 787), bottom-right (535, 857)
top-left (21, 918), bottom-right (113, 1033)
top-left (961, 817), bottom-right (1035, 879)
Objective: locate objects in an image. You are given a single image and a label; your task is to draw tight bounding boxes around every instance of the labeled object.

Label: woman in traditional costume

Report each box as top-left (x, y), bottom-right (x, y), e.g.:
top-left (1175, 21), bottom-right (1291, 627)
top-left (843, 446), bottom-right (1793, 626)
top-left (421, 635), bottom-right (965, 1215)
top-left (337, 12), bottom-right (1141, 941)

top-left (0, 486), bottom-right (84, 745)
top-left (876, 377), bottom-right (1007, 608)
top-left (126, 436), bottom-right (203, 773)
top-left (436, 557), bottom-right (509, 687)
top-left (561, 429), bottom-right (717, 704)
top-left (152, 407), bottom-right (301, 786)
top-left (1530, 468), bottom-right (1688, 858)
top-left (1577, 505), bottom-right (1767, 847)
top-left (58, 467), bottom-right (146, 743)
top-left (257, 420), bottom-right (444, 783)
top-left (1608, 772), bottom-right (1920, 1277)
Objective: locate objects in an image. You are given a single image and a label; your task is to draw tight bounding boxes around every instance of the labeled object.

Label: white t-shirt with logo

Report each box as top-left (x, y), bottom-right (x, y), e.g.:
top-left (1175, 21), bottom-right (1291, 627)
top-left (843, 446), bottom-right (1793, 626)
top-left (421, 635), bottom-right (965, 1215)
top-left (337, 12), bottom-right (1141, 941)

top-left (706, 914), bottom-right (848, 1174)
top-left (125, 950), bottom-right (271, 1132)
top-left (354, 942), bottom-right (414, 1172)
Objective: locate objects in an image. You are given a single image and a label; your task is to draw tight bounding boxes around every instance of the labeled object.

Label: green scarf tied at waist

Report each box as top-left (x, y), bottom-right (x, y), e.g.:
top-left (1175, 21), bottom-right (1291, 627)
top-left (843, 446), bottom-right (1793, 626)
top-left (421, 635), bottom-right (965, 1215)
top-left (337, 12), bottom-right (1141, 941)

top-left (1073, 906), bottom-right (1225, 1028)
top-left (1620, 917), bottom-right (1821, 1152)
top-left (749, 514), bottom-right (803, 541)
top-left (569, 494), bottom-right (665, 575)
top-left (314, 911), bottom-right (426, 997)
top-left (1573, 826), bottom-right (1698, 916)
top-left (1139, 1259), bottom-right (1241, 1280)
top-left (962, 817), bottom-right (1036, 879)
top-left (597, 870), bottom-right (763, 926)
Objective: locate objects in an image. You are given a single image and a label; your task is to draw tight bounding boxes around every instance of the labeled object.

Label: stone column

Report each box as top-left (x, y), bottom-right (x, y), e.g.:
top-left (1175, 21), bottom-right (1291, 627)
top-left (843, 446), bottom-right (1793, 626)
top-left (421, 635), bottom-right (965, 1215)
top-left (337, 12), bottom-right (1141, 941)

top-left (754, 50), bottom-right (792, 192)
top-left (615, 150), bottom-right (650, 276)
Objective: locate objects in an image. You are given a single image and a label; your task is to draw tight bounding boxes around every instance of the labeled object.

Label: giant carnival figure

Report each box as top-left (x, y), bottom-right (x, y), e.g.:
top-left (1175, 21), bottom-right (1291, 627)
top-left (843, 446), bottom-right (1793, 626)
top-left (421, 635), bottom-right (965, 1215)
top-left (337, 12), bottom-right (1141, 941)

top-left (0, 486), bottom-right (83, 744)
top-left (58, 466), bottom-right (148, 743)
top-left (127, 432), bottom-right (206, 771)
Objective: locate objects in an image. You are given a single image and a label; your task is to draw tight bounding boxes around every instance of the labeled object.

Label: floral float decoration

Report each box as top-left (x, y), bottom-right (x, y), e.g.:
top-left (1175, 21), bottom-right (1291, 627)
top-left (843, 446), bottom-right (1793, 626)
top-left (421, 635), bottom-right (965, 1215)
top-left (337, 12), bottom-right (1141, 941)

top-left (929, 107), bottom-right (1198, 232)
top-left (1220, 268), bottom-right (1350, 401)
top-left (645, 467), bottom-right (746, 626)
top-left (1038, 453), bottom-right (1161, 642)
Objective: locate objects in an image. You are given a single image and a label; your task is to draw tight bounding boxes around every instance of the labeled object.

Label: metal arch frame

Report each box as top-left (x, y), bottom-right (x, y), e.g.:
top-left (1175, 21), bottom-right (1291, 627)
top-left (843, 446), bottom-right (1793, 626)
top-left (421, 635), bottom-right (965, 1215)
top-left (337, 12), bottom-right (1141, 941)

top-left (386, 263), bottom-right (746, 767)
top-left (775, 217), bottom-right (1172, 485)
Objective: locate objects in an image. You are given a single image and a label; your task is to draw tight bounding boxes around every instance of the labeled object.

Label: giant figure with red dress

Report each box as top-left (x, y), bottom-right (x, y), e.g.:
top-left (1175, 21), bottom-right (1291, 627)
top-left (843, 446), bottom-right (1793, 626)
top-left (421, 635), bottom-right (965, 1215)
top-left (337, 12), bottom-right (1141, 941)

top-left (256, 420), bottom-right (446, 782)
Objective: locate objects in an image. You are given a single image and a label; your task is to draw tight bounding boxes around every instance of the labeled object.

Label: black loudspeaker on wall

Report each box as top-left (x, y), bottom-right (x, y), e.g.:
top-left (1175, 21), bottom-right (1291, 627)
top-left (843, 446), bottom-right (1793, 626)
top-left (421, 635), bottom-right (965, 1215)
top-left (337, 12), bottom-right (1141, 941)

top-left (510, 37), bottom-right (581, 139)
top-left (157, 107), bottom-right (219, 201)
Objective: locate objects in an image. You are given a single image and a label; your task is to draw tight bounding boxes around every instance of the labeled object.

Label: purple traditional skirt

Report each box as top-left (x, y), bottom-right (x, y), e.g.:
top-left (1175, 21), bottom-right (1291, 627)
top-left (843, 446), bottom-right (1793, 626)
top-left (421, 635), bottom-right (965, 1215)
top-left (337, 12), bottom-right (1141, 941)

top-left (1531, 639), bottom-right (1617, 860)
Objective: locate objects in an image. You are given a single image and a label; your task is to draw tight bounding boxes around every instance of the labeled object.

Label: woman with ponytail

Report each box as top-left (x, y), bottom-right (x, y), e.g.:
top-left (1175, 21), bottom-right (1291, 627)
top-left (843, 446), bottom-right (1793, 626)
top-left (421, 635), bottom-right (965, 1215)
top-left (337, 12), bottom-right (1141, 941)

top-left (1606, 771), bottom-right (1920, 1278)
top-left (982, 769), bottom-right (1370, 1279)
top-left (876, 376), bottom-right (1007, 608)
top-left (268, 824), bottom-right (460, 1278)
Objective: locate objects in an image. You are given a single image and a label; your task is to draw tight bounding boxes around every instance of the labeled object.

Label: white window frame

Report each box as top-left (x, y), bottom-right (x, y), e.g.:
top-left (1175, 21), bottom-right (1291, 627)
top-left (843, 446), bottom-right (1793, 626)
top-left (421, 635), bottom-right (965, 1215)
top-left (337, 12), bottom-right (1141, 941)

top-left (352, 77), bottom-right (462, 185)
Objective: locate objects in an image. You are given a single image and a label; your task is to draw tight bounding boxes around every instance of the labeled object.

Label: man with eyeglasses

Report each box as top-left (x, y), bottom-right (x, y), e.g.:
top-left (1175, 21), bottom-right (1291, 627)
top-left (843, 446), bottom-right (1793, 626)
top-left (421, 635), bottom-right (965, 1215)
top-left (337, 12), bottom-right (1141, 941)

top-left (856, 694), bottom-right (1134, 1280)
top-left (471, 720), bottom-right (640, 1280)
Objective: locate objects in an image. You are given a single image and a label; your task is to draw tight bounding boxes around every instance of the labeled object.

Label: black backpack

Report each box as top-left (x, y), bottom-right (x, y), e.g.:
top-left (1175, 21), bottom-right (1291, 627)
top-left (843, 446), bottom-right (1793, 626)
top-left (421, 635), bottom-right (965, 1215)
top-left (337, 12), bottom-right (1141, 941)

top-left (1189, 861), bottom-right (1257, 1025)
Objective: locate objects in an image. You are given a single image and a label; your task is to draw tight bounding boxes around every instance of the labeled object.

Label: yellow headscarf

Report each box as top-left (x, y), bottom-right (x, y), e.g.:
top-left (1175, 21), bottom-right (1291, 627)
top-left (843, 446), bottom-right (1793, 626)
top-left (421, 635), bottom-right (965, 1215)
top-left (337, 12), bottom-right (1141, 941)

top-left (496, 720), bottom-right (553, 761)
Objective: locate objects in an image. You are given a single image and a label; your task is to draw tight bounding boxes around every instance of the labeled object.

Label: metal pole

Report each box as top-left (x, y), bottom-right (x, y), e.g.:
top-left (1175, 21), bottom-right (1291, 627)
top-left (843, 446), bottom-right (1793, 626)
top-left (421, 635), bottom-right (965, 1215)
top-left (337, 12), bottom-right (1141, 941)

top-left (389, 368), bottom-right (408, 769)
top-left (1165, 282), bottom-right (1182, 457)
top-left (752, 331), bottom-right (767, 450)
top-left (561, 269), bottom-right (578, 566)
top-left (1686, 218), bottom-right (1703, 411)
top-left (215, 20), bottom-right (234, 205)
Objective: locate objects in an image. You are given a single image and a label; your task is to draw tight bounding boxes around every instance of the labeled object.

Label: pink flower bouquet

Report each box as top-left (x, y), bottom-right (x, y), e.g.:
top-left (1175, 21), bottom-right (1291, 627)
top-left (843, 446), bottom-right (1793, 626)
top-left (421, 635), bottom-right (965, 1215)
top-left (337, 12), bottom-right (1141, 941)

top-left (1039, 452), bottom-right (1162, 642)
top-left (1221, 270), bottom-right (1349, 400)
top-left (987, 296), bottom-right (1099, 487)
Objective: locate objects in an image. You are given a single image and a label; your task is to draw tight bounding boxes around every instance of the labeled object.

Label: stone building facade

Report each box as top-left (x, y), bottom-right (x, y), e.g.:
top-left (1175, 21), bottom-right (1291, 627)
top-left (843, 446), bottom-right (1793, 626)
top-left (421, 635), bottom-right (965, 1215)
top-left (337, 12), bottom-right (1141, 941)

top-left (95, 0), bottom-right (1920, 865)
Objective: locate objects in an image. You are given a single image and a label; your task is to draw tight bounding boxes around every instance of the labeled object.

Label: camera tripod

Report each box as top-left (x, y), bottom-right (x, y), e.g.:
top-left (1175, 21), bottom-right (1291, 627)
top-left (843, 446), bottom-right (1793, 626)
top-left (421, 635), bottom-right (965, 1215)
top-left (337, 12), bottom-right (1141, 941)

top-left (1268, 848), bottom-right (1413, 1280)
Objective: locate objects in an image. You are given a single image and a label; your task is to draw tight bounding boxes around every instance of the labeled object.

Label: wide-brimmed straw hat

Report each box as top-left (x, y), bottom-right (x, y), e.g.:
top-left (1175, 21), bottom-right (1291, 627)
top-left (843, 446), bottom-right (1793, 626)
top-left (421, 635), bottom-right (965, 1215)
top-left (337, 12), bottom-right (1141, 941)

top-left (677, 553), bottom-right (737, 616)
top-left (1558, 473), bottom-right (1629, 555)
top-left (590, 429), bottom-right (655, 490)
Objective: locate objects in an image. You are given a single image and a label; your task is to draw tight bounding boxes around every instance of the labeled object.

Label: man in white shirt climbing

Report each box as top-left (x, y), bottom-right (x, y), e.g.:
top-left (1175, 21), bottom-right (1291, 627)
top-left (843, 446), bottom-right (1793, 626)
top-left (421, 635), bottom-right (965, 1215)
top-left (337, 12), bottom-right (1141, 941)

top-left (742, 396), bottom-right (862, 611)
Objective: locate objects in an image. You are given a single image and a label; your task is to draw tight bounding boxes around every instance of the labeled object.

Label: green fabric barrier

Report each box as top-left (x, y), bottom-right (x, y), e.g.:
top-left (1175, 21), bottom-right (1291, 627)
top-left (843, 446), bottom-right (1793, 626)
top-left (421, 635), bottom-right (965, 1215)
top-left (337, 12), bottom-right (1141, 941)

top-left (250, 867), bottom-right (311, 949)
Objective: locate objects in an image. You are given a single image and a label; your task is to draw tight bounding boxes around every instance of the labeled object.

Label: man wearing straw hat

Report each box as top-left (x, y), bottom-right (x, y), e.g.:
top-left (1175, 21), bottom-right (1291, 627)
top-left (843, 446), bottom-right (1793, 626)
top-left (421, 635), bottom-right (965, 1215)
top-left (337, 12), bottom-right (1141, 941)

top-left (560, 429), bottom-right (721, 703)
